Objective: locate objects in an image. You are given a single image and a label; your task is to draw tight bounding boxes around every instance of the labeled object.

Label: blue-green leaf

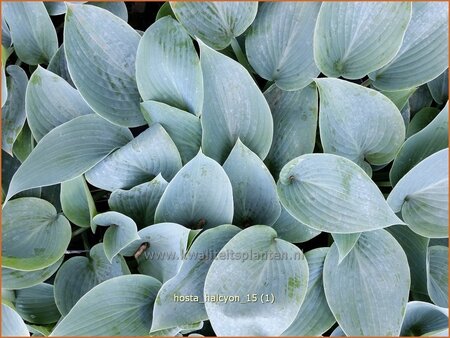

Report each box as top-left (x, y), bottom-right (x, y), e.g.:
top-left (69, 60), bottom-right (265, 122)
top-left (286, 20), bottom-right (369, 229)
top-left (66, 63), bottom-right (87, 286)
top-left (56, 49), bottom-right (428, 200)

top-left (427, 246), bottom-right (448, 307)
top-left (400, 301), bottom-right (448, 336)
top-left (2, 304), bottom-right (29, 336)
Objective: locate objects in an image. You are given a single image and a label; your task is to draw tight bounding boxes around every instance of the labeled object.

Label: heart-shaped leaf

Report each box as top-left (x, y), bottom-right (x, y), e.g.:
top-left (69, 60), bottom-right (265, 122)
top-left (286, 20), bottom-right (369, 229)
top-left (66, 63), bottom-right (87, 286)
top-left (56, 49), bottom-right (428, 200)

top-left (109, 174), bottom-right (168, 228)
top-left (3, 2), bottom-right (58, 65)
top-left (223, 139), bottom-right (280, 227)
top-left (388, 148), bottom-right (448, 238)
top-left (204, 225), bottom-right (309, 336)
top-left (278, 154), bottom-right (403, 233)
top-left (316, 78), bottom-right (405, 176)
top-left (141, 101), bottom-right (202, 164)
top-left (54, 243), bottom-right (130, 316)
top-left (200, 41), bottom-right (273, 163)
top-left (2, 65), bottom-right (27, 155)
top-left (2, 304), bottom-right (29, 337)
top-left (428, 69), bottom-right (448, 105)
top-left (390, 103), bottom-right (448, 186)
top-left (85, 124), bottom-right (182, 191)
top-left (92, 211), bottom-right (140, 262)
top-left (151, 224), bottom-right (240, 332)
top-left (263, 83), bottom-right (318, 179)
top-left (370, 3), bottom-right (448, 90)
top-left (5, 114), bottom-right (132, 201)
top-left (323, 229), bottom-right (410, 336)
top-left (2, 197), bottom-right (71, 271)
top-left (314, 3), bottom-right (411, 79)
top-left (282, 248), bottom-right (335, 336)
top-left (2, 257), bottom-right (63, 290)
top-left (245, 2), bottom-right (320, 90)
top-left (427, 246), bottom-right (448, 307)
top-left (170, 2), bottom-right (257, 50)
top-left (50, 275), bottom-right (161, 336)
top-left (136, 16), bottom-right (203, 115)
top-left (155, 151), bottom-right (233, 229)
top-left (400, 301), bottom-right (448, 336)
top-left (26, 66), bottom-right (94, 142)
top-left (64, 3), bottom-right (146, 127)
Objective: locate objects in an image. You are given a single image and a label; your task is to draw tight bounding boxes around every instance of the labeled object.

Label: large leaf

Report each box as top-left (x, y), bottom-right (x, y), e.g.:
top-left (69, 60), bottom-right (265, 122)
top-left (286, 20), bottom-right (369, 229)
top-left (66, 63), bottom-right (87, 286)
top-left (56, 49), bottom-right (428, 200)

top-left (64, 3), bottom-right (145, 127)
top-left (314, 3), bottom-right (411, 79)
top-left (2, 197), bottom-right (70, 271)
top-left (245, 2), bottom-right (320, 90)
top-left (54, 243), bottom-right (130, 316)
top-left (60, 175), bottom-right (97, 228)
top-left (151, 225), bottom-right (240, 332)
top-left (223, 139), bottom-right (280, 227)
top-left (170, 1), bottom-right (257, 50)
top-left (263, 84), bottom-right (318, 179)
top-left (387, 225), bottom-right (430, 294)
top-left (323, 230), bottom-right (410, 336)
top-left (2, 65), bottom-right (27, 155)
top-left (155, 151), bottom-right (233, 229)
top-left (400, 301), bottom-right (448, 336)
top-left (204, 225), bottom-right (309, 336)
top-left (2, 15), bottom-right (12, 47)
top-left (390, 103), bottom-right (448, 186)
top-left (50, 275), bottom-right (161, 336)
top-left (91, 212), bottom-right (140, 262)
top-left (14, 283), bottom-right (60, 325)
top-left (271, 205), bottom-right (320, 244)
top-left (277, 154), bottom-right (403, 233)
top-left (47, 44), bottom-right (74, 87)
top-left (26, 66), bottom-right (94, 142)
top-left (3, 2), bottom-right (57, 65)
top-left (109, 174), bottom-right (168, 228)
top-left (2, 304), bottom-right (30, 337)
top-left (5, 114), bottom-right (133, 201)
top-left (141, 101), bottom-right (202, 164)
top-left (121, 223), bottom-right (191, 283)
top-left (282, 248), bottom-right (335, 336)
top-left (136, 16), bottom-right (203, 115)
top-left (427, 246), bottom-right (448, 307)
top-left (85, 124), bottom-right (182, 191)
top-left (200, 41), bottom-right (273, 163)
top-left (428, 69), bottom-right (448, 105)
top-left (316, 78), bottom-right (405, 176)
top-left (2, 257), bottom-right (63, 290)
top-left (388, 148), bottom-right (448, 238)
top-left (370, 3), bottom-right (448, 90)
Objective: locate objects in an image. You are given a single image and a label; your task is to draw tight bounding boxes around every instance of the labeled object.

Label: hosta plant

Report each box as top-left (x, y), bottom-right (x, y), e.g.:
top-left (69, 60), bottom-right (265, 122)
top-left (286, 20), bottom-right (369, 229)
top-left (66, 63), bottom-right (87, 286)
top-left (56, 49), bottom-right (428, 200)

top-left (1, 1), bottom-right (449, 337)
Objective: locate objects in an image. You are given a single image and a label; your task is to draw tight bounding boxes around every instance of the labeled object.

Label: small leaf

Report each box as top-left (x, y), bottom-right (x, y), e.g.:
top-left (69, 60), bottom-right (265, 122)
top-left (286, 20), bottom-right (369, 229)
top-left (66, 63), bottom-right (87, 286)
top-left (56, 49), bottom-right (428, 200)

top-left (44, 2), bottom-right (68, 16)
top-left (314, 3), bottom-right (411, 79)
top-left (155, 151), bottom-right (233, 229)
top-left (381, 87), bottom-right (417, 111)
top-left (409, 84), bottom-right (434, 115)
top-left (92, 211), bottom-right (140, 262)
top-left (26, 66), bottom-right (94, 142)
top-left (2, 197), bottom-right (71, 271)
top-left (390, 103), bottom-right (448, 186)
top-left (109, 174), bottom-right (168, 228)
top-left (151, 225), bottom-right (240, 332)
top-left (50, 275), bottom-right (161, 336)
top-left (388, 148), bottom-right (448, 238)
top-left (60, 175), bottom-right (97, 228)
top-left (141, 101), bottom-right (202, 164)
top-left (406, 107), bottom-right (440, 138)
top-left (3, 2), bottom-right (58, 65)
top-left (2, 304), bottom-right (30, 337)
top-left (245, 2), bottom-right (320, 90)
top-left (400, 301), bottom-right (448, 336)
top-left (323, 230), bottom-right (410, 336)
top-left (47, 44), bottom-right (75, 87)
top-left (263, 83), bottom-right (318, 179)
top-left (136, 16), bottom-right (203, 115)
top-left (370, 3), bottom-right (448, 90)
top-left (428, 69), bottom-right (448, 104)
top-left (316, 78), bottom-right (405, 175)
top-left (5, 114), bottom-right (132, 201)
top-left (54, 243), bottom-right (130, 316)
top-left (170, 1), bottom-right (257, 50)
top-left (64, 3), bottom-right (145, 127)
top-left (87, 2), bottom-right (128, 21)
top-left (2, 65), bottom-right (28, 155)
top-left (427, 246), bottom-right (448, 307)
top-left (85, 124), bottom-right (182, 191)
top-left (278, 154), bottom-right (403, 233)
top-left (200, 41), bottom-right (273, 163)
top-left (332, 233), bottom-right (361, 264)
top-left (156, 2), bottom-right (175, 20)
top-left (204, 225), bottom-right (309, 336)
top-left (282, 248), bottom-right (335, 336)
